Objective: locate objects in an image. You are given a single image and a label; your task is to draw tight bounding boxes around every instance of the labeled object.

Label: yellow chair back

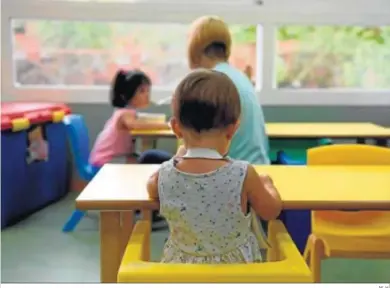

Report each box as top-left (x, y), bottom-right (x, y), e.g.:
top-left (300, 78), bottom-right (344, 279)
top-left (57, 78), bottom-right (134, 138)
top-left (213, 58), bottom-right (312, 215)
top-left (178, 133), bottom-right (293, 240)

top-left (118, 220), bottom-right (313, 283)
top-left (177, 138), bottom-right (183, 147)
top-left (307, 144), bottom-right (390, 236)
top-left (308, 144), bottom-right (390, 166)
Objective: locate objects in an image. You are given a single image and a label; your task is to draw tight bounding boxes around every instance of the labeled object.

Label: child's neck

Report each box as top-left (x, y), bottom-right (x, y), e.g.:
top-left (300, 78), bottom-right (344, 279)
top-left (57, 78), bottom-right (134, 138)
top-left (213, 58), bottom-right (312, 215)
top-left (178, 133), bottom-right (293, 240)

top-left (185, 137), bottom-right (227, 157)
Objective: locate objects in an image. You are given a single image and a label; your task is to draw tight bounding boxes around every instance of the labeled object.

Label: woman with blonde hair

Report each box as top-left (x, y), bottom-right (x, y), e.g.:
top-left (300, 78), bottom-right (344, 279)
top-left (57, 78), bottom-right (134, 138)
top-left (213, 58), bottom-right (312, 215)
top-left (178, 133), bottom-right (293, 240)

top-left (186, 16), bottom-right (269, 165)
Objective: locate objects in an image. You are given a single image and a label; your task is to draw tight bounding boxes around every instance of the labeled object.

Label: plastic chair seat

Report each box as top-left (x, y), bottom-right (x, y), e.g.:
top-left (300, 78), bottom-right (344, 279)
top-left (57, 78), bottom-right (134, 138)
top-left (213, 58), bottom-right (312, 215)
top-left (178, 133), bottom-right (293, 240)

top-left (311, 211), bottom-right (390, 258)
top-left (318, 234), bottom-right (390, 257)
top-left (304, 144), bottom-right (390, 282)
top-left (312, 211), bottom-right (390, 237)
top-left (118, 220), bottom-right (313, 283)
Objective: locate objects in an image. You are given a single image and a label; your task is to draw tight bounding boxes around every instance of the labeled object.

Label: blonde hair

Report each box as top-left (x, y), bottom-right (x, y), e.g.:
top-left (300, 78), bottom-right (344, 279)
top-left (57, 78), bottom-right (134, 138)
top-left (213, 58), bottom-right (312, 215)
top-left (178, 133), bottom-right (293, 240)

top-left (173, 69), bottom-right (240, 133)
top-left (187, 16), bottom-right (232, 69)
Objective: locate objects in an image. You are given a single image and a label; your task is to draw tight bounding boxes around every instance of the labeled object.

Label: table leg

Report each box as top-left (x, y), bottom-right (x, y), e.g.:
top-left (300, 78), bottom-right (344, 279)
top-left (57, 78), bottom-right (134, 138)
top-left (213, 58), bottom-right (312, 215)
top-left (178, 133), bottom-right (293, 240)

top-left (141, 209), bottom-right (152, 261)
top-left (140, 138), bottom-right (158, 152)
top-left (100, 211), bottom-right (122, 283)
top-left (356, 138), bottom-right (366, 144)
top-left (374, 138), bottom-right (388, 147)
top-left (120, 211), bottom-right (135, 256)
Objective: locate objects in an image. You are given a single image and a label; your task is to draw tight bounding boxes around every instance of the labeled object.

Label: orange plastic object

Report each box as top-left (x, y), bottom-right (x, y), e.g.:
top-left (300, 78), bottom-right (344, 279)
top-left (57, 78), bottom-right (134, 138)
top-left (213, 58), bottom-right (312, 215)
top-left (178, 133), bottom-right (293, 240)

top-left (304, 144), bottom-right (390, 282)
top-left (118, 220), bottom-right (313, 283)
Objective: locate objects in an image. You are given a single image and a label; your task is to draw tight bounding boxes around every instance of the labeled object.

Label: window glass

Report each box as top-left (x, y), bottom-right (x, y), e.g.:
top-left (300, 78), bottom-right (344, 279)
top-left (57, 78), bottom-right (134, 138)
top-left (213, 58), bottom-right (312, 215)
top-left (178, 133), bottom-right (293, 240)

top-left (12, 20), bottom-right (257, 87)
top-left (275, 25), bottom-right (390, 89)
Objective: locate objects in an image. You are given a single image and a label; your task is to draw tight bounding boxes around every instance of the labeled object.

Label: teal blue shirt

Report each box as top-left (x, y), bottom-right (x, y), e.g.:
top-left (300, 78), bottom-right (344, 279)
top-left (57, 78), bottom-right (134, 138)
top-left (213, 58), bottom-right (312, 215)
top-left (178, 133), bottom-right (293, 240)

top-left (214, 63), bottom-right (270, 164)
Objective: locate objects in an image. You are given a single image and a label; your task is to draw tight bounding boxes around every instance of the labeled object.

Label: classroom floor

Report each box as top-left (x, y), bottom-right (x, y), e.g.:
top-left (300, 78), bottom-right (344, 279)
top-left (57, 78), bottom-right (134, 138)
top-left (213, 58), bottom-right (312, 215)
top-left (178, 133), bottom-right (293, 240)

top-left (1, 192), bottom-right (390, 283)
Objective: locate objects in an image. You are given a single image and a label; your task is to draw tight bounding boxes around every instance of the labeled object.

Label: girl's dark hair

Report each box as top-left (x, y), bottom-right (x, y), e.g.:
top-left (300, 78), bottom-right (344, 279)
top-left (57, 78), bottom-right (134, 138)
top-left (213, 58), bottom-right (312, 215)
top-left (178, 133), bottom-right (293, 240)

top-left (110, 70), bottom-right (151, 108)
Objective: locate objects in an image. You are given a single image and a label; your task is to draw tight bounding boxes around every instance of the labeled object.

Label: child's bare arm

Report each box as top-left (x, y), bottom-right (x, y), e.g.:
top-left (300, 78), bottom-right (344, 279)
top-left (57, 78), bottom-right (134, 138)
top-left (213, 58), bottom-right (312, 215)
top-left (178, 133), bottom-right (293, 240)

top-left (147, 170), bottom-right (159, 200)
top-left (244, 165), bottom-right (282, 220)
top-left (119, 112), bottom-right (170, 131)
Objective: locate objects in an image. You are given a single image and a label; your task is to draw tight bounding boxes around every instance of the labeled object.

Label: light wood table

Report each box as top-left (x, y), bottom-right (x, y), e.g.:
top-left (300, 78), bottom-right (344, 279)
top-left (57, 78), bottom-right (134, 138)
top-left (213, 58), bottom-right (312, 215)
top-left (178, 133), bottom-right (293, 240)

top-left (266, 123), bottom-right (390, 142)
top-left (132, 122), bottom-right (390, 150)
top-left (76, 164), bottom-right (390, 282)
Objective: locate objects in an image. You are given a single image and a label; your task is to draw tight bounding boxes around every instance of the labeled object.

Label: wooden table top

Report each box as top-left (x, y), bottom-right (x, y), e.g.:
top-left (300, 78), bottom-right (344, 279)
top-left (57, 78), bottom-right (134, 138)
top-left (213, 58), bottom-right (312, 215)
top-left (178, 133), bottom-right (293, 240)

top-left (76, 164), bottom-right (390, 211)
top-left (132, 123), bottom-right (390, 139)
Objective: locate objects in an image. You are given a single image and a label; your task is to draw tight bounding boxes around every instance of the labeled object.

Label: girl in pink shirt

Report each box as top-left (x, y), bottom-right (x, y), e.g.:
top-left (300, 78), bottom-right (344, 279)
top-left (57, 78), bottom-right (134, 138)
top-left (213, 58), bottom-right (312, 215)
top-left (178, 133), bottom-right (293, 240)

top-left (89, 69), bottom-right (172, 168)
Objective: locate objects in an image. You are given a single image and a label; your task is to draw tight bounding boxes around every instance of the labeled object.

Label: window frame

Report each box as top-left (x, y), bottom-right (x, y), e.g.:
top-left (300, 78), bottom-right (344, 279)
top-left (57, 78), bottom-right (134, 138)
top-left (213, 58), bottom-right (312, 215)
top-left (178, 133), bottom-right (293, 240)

top-left (2, 0), bottom-right (390, 106)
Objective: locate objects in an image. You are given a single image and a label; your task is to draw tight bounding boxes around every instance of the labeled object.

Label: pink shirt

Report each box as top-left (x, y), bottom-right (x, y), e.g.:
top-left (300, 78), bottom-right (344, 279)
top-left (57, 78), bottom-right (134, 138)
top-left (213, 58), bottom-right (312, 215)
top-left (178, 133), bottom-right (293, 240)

top-left (89, 108), bottom-right (135, 167)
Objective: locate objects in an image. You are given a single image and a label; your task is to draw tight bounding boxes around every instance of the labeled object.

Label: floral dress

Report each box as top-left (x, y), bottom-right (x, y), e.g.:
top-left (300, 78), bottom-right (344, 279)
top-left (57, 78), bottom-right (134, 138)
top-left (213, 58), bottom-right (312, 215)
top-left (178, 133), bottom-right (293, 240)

top-left (157, 159), bottom-right (263, 263)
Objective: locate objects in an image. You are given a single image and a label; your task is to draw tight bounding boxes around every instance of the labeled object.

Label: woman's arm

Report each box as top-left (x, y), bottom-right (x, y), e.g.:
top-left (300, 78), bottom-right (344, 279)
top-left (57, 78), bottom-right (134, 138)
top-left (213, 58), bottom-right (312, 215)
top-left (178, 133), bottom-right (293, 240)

top-left (147, 170), bottom-right (159, 200)
top-left (119, 112), bottom-right (170, 131)
top-left (244, 165), bottom-right (282, 220)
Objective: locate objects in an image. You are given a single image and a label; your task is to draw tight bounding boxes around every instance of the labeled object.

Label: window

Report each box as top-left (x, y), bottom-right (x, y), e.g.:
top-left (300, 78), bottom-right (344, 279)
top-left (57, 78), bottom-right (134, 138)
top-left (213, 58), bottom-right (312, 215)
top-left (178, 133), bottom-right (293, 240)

top-left (12, 20), bottom-right (256, 88)
top-left (276, 25), bottom-right (390, 90)
top-left (2, 0), bottom-right (390, 105)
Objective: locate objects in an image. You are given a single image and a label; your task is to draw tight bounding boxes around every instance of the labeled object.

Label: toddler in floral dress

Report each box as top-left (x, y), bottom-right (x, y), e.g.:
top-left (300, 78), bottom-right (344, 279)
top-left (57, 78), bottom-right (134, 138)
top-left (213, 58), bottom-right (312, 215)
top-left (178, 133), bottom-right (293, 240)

top-left (147, 69), bottom-right (282, 264)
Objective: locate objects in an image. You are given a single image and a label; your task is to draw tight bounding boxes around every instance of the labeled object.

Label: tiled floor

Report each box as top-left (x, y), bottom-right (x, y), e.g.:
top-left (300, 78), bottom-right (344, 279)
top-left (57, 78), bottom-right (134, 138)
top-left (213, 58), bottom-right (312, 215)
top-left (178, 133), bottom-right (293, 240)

top-left (1, 192), bottom-right (389, 283)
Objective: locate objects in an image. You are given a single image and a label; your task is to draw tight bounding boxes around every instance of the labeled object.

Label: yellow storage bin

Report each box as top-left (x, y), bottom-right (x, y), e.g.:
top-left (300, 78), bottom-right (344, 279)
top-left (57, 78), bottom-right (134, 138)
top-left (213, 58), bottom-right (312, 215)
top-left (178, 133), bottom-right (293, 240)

top-left (118, 220), bottom-right (313, 283)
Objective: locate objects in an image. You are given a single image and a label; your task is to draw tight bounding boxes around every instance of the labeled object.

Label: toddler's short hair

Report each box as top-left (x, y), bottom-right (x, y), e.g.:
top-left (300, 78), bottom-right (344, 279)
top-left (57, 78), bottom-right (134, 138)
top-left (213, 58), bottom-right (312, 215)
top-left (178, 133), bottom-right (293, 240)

top-left (173, 69), bottom-right (241, 133)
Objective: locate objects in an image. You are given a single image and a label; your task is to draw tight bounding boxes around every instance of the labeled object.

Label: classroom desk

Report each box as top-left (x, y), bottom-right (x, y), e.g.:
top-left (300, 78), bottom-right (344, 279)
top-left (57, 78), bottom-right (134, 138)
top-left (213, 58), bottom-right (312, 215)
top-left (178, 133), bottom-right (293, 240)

top-left (76, 164), bottom-right (390, 283)
top-left (266, 123), bottom-right (390, 143)
top-left (132, 122), bottom-right (390, 149)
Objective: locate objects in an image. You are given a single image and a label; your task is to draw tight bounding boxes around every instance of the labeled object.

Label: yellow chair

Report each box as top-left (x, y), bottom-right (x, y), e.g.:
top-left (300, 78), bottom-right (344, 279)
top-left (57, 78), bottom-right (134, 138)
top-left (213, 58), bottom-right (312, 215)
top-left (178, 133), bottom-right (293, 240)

top-left (177, 138), bottom-right (183, 147)
top-left (118, 220), bottom-right (313, 283)
top-left (304, 144), bottom-right (390, 282)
